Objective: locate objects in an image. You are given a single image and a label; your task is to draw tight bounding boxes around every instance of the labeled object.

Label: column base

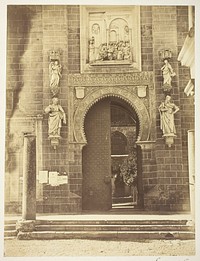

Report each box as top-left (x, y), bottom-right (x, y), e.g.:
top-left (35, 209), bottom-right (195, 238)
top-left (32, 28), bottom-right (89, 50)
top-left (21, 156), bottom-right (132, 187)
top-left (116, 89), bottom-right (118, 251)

top-left (16, 219), bottom-right (36, 232)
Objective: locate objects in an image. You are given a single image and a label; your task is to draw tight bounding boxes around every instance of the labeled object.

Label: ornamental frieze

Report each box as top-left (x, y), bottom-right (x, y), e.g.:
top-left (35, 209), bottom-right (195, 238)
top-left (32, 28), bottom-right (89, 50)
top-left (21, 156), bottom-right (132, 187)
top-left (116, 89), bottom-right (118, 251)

top-left (68, 72), bottom-right (154, 87)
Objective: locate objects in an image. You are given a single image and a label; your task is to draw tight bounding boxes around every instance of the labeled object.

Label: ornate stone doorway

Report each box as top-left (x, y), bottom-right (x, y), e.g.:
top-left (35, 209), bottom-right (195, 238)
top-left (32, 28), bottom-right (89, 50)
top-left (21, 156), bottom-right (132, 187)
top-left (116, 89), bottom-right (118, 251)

top-left (82, 96), bottom-right (142, 211)
top-left (68, 72), bottom-right (155, 212)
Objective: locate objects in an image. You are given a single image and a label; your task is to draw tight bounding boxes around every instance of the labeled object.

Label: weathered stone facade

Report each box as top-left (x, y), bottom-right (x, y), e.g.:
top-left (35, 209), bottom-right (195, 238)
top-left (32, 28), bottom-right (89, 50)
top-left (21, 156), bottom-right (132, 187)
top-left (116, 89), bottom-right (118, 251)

top-left (5, 5), bottom-right (194, 213)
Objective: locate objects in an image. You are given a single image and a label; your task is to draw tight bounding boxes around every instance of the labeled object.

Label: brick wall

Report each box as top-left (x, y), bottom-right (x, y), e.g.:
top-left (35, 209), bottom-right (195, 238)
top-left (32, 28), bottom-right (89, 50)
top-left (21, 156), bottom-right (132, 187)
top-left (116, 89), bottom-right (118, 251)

top-left (41, 5), bottom-right (70, 213)
top-left (140, 6), bottom-right (153, 71)
top-left (67, 6), bottom-right (80, 73)
top-left (144, 6), bottom-right (190, 211)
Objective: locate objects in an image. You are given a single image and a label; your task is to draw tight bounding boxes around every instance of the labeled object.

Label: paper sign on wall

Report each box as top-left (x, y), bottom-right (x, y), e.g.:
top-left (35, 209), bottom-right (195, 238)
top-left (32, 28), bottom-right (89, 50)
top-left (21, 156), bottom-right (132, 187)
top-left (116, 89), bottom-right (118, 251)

top-left (38, 171), bottom-right (48, 184)
top-left (49, 171), bottom-right (58, 186)
top-left (57, 175), bottom-right (68, 185)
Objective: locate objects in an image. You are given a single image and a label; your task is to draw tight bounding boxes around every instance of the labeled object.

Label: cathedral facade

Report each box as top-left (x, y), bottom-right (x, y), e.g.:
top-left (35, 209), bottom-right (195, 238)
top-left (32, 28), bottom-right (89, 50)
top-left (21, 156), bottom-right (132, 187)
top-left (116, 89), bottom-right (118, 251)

top-left (5, 5), bottom-right (195, 214)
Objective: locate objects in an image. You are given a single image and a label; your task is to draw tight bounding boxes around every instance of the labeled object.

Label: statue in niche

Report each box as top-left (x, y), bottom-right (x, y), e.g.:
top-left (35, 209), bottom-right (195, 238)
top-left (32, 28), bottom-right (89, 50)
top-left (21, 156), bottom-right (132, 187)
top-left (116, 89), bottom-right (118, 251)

top-left (44, 97), bottom-right (66, 137)
top-left (158, 95), bottom-right (179, 136)
top-left (49, 60), bottom-right (62, 96)
top-left (161, 59), bottom-right (176, 92)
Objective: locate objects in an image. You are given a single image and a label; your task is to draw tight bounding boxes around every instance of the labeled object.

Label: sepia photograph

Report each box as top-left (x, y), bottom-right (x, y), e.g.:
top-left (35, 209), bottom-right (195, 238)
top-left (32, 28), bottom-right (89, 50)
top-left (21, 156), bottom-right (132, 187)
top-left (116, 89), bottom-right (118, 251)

top-left (1, 0), bottom-right (199, 259)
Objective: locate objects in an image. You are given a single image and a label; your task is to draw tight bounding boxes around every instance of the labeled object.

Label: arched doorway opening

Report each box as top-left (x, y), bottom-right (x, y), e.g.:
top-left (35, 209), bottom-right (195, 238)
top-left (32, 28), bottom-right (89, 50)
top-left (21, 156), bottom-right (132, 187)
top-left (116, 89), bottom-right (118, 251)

top-left (82, 96), bottom-right (143, 211)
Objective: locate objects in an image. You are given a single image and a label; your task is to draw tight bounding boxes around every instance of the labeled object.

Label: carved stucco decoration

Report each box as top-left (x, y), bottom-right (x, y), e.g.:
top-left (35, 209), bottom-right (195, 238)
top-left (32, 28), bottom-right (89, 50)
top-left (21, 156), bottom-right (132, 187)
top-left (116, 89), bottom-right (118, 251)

top-left (73, 86), bottom-right (150, 114)
top-left (73, 86), bottom-right (151, 144)
top-left (68, 72), bottom-right (153, 87)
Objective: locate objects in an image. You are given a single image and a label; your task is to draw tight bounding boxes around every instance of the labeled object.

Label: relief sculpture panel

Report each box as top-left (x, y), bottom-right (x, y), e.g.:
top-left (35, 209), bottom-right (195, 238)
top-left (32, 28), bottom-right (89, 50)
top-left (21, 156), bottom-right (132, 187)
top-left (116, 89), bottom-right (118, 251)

top-left (81, 6), bottom-right (141, 72)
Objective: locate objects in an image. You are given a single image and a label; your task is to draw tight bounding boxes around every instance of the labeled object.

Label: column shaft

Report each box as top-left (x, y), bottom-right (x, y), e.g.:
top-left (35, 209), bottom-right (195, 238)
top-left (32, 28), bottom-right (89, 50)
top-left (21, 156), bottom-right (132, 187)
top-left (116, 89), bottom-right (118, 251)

top-left (22, 134), bottom-right (36, 220)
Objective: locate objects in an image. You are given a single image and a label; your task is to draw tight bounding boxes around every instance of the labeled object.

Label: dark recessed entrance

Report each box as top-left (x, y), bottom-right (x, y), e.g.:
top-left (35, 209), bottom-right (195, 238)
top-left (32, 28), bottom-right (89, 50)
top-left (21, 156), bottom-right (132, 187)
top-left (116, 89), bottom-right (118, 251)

top-left (82, 97), bottom-right (143, 211)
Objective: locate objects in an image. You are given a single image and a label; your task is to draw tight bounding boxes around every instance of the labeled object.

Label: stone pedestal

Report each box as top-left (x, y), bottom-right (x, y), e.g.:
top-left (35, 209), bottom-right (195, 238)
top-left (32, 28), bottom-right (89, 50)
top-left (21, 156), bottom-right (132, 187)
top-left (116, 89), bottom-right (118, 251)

top-left (22, 134), bottom-right (36, 220)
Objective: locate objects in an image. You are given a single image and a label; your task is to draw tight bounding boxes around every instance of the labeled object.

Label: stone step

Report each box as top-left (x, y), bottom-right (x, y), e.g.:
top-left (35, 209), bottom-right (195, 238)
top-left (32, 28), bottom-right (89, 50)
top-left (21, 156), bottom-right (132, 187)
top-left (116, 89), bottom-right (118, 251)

top-left (4, 224), bottom-right (16, 230)
top-left (35, 219), bottom-right (188, 226)
top-left (4, 230), bottom-right (18, 237)
top-left (35, 224), bottom-right (192, 232)
top-left (4, 220), bottom-right (17, 225)
top-left (17, 230), bottom-right (195, 240)
top-left (4, 236), bottom-right (17, 240)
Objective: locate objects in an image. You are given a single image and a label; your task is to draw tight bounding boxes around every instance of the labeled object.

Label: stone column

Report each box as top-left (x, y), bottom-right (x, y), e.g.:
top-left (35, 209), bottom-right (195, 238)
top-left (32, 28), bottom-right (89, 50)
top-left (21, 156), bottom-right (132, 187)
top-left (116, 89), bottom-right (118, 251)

top-left (22, 133), bottom-right (36, 220)
top-left (188, 129), bottom-right (195, 223)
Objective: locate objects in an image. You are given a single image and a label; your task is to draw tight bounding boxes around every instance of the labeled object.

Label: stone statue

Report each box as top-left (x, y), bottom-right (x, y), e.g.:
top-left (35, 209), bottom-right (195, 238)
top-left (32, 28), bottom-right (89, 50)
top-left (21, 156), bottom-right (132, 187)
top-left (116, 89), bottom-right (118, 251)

top-left (44, 97), bottom-right (66, 137)
top-left (158, 95), bottom-right (179, 135)
top-left (49, 60), bottom-right (62, 96)
top-left (161, 59), bottom-right (176, 92)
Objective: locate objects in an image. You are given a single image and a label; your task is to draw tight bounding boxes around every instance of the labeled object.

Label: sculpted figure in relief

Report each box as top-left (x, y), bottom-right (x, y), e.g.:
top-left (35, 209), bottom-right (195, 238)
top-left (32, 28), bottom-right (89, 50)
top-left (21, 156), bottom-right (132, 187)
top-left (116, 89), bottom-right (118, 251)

top-left (89, 37), bottom-right (95, 62)
top-left (44, 97), bottom-right (66, 137)
top-left (49, 60), bottom-right (62, 96)
top-left (158, 95), bottom-right (179, 136)
top-left (93, 41), bottom-right (132, 62)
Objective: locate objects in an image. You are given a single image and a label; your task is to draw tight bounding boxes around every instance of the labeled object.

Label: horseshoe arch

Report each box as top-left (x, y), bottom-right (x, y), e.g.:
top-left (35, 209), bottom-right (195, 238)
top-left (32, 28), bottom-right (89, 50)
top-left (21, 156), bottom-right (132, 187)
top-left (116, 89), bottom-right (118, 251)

top-left (73, 86), bottom-right (151, 144)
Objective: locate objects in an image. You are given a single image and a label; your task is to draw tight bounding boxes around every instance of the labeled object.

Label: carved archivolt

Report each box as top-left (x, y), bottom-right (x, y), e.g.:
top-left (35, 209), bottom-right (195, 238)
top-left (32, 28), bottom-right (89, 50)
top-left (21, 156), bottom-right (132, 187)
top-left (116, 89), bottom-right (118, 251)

top-left (73, 86), bottom-right (150, 144)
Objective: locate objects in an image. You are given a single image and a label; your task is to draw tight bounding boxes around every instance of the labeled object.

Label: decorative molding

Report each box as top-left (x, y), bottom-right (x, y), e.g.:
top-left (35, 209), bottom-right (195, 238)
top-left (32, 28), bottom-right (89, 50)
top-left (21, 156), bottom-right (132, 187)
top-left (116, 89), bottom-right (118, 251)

top-left (68, 72), bottom-right (153, 86)
top-left (73, 86), bottom-right (151, 144)
top-left (49, 50), bottom-right (61, 62)
top-left (177, 33), bottom-right (194, 78)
